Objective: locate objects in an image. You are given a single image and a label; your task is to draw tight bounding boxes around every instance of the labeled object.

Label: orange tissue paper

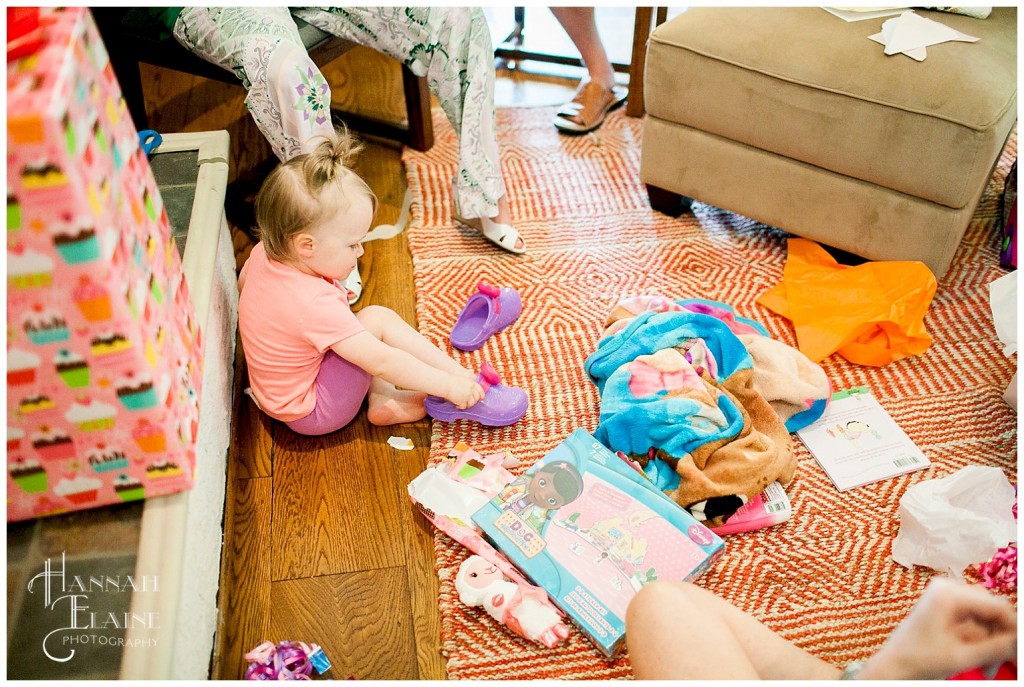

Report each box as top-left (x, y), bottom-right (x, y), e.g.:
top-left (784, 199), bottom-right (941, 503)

top-left (757, 238), bottom-right (937, 367)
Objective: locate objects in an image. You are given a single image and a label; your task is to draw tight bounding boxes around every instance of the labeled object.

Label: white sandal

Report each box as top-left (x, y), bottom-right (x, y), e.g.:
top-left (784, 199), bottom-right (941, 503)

top-left (341, 263), bottom-right (362, 305)
top-left (455, 215), bottom-right (526, 254)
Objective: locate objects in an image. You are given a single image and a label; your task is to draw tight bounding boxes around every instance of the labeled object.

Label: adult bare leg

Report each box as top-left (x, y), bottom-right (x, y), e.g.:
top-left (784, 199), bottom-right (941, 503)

top-left (626, 581), bottom-right (841, 680)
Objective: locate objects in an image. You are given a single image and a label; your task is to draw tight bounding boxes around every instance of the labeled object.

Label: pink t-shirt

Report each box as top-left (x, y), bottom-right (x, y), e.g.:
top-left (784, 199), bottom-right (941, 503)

top-left (238, 242), bottom-right (366, 421)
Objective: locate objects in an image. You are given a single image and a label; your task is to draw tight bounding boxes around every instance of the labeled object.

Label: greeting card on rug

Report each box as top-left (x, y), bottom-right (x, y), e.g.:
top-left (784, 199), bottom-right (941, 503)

top-left (797, 387), bottom-right (931, 491)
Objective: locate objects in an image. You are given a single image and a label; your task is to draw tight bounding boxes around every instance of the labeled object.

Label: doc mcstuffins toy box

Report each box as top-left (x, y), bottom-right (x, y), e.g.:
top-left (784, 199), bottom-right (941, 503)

top-left (472, 429), bottom-right (724, 656)
top-left (6, 7), bottom-right (204, 521)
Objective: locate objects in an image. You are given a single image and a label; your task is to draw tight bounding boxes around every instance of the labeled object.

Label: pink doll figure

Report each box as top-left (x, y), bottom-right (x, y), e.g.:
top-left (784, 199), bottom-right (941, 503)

top-left (454, 555), bottom-right (570, 648)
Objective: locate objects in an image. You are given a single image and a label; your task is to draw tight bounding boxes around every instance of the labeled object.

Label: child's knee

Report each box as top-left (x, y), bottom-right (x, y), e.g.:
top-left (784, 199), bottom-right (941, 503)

top-left (355, 304), bottom-right (404, 333)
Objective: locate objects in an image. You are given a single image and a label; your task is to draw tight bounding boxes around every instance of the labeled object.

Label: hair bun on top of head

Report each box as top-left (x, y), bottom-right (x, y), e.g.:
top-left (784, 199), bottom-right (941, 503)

top-left (307, 125), bottom-right (364, 185)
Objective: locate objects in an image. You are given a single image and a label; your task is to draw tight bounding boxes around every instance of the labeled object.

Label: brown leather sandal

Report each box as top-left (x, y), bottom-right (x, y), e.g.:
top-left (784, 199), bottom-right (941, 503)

top-left (553, 81), bottom-right (628, 135)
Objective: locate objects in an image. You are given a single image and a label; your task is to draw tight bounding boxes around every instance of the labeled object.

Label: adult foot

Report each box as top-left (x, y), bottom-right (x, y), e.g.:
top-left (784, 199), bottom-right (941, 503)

top-left (454, 196), bottom-right (525, 253)
top-left (553, 80), bottom-right (628, 135)
top-left (456, 216), bottom-right (526, 254)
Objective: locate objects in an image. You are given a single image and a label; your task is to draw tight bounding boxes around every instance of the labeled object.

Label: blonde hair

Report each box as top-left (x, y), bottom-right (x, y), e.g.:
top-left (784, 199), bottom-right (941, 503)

top-left (254, 125), bottom-right (377, 261)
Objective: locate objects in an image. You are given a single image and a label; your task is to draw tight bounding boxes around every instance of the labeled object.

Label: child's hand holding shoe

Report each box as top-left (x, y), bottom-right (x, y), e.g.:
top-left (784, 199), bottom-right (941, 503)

top-left (446, 375), bottom-right (485, 410)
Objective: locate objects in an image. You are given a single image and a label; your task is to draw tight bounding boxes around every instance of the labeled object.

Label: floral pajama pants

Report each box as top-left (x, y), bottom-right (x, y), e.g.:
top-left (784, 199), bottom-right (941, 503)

top-left (174, 6), bottom-right (504, 220)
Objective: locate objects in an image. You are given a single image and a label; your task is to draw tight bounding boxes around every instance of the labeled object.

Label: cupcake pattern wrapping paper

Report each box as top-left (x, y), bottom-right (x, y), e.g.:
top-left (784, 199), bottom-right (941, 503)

top-left (6, 7), bottom-right (204, 521)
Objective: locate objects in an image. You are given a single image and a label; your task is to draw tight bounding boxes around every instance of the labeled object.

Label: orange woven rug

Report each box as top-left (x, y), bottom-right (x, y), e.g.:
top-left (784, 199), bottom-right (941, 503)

top-left (401, 107), bottom-right (1018, 680)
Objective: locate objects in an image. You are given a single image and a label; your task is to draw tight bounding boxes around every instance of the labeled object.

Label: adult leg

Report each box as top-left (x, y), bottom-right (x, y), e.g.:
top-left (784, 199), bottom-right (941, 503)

top-left (626, 581), bottom-right (841, 680)
top-left (173, 7), bottom-right (335, 161)
top-left (550, 7), bottom-right (615, 90)
top-left (549, 7), bottom-right (626, 134)
top-left (292, 7), bottom-right (523, 251)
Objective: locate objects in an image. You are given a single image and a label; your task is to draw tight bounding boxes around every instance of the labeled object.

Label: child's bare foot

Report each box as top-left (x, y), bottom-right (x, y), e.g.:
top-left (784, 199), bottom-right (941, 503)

top-left (367, 379), bottom-right (427, 426)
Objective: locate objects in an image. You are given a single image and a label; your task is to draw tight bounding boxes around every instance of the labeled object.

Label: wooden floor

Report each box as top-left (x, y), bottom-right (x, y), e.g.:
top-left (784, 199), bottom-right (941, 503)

top-left (138, 40), bottom-right (613, 679)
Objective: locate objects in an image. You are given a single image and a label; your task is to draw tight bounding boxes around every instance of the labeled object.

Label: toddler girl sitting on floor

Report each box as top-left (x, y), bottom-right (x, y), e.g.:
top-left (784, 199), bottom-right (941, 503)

top-left (238, 128), bottom-right (504, 435)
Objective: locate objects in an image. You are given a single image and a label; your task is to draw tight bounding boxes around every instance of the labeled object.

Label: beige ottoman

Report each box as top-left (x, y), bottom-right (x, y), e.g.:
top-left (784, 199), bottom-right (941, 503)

top-left (640, 7), bottom-right (1017, 278)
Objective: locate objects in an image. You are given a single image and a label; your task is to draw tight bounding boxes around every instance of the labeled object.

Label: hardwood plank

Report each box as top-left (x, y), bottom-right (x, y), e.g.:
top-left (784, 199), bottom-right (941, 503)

top-left (384, 420), bottom-right (447, 680)
top-left (270, 567), bottom-right (419, 680)
top-left (350, 129), bottom-right (443, 678)
top-left (231, 337), bottom-right (274, 480)
top-left (351, 140), bottom-right (415, 320)
top-left (212, 476), bottom-right (273, 680)
top-left (358, 230), bottom-right (418, 324)
top-left (141, 64), bottom-right (251, 150)
top-left (270, 421), bottom-right (408, 580)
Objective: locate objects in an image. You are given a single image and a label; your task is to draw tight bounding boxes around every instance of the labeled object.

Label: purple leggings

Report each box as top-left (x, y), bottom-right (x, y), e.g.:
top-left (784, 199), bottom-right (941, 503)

top-left (286, 351), bottom-right (372, 436)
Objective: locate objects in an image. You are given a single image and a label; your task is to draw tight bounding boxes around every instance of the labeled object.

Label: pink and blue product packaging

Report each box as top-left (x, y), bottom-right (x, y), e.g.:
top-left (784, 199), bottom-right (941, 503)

top-left (472, 429), bottom-right (724, 656)
top-left (6, 7), bottom-right (204, 521)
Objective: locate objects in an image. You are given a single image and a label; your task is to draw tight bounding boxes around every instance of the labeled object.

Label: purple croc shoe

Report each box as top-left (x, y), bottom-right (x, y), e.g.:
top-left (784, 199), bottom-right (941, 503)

top-left (424, 362), bottom-right (528, 427)
top-left (450, 281), bottom-right (522, 352)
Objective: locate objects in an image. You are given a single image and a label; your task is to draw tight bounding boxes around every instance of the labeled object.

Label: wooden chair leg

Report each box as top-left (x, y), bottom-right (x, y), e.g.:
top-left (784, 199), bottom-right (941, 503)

top-left (401, 66), bottom-right (433, 152)
top-left (628, 7), bottom-right (671, 119)
top-left (627, 7), bottom-right (654, 118)
top-left (646, 184), bottom-right (693, 217)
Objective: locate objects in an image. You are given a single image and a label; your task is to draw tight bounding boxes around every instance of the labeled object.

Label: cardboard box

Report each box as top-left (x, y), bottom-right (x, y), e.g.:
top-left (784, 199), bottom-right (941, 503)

top-left (6, 7), bottom-right (203, 521)
top-left (472, 429), bottom-right (724, 656)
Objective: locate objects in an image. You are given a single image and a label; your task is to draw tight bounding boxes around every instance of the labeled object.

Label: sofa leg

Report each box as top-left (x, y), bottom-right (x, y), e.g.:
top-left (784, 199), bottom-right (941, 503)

top-left (646, 184), bottom-right (694, 217)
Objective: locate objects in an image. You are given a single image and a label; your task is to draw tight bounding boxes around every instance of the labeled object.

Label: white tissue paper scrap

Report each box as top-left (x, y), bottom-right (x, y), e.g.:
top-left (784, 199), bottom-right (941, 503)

top-left (362, 188), bottom-right (411, 242)
top-left (408, 467), bottom-right (490, 525)
top-left (824, 7), bottom-right (907, 23)
top-left (868, 10), bottom-right (979, 61)
top-left (387, 435), bottom-right (415, 451)
top-left (891, 465), bottom-right (1017, 580)
top-left (989, 270), bottom-right (1018, 410)
top-left (988, 270), bottom-right (1017, 356)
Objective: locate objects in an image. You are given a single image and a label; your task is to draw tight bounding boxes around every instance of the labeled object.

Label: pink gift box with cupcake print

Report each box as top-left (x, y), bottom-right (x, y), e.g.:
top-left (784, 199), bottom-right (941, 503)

top-left (6, 7), bottom-right (204, 521)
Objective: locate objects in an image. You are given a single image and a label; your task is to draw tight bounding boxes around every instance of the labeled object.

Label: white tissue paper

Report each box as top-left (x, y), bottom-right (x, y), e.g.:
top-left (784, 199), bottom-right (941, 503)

top-left (891, 466), bottom-right (1017, 580)
top-left (407, 466), bottom-right (490, 526)
top-left (868, 10), bottom-right (979, 61)
top-left (989, 270), bottom-right (1017, 409)
top-left (387, 435), bottom-right (415, 451)
top-left (989, 270), bottom-right (1017, 356)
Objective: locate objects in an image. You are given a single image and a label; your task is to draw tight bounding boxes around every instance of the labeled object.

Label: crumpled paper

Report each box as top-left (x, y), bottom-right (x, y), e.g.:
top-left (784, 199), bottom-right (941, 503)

top-left (891, 466), bottom-right (1017, 579)
top-left (758, 238), bottom-right (937, 366)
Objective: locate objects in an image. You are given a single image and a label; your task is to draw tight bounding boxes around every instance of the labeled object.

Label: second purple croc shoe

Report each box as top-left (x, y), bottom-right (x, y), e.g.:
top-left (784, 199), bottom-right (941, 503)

top-left (450, 281), bottom-right (522, 352)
